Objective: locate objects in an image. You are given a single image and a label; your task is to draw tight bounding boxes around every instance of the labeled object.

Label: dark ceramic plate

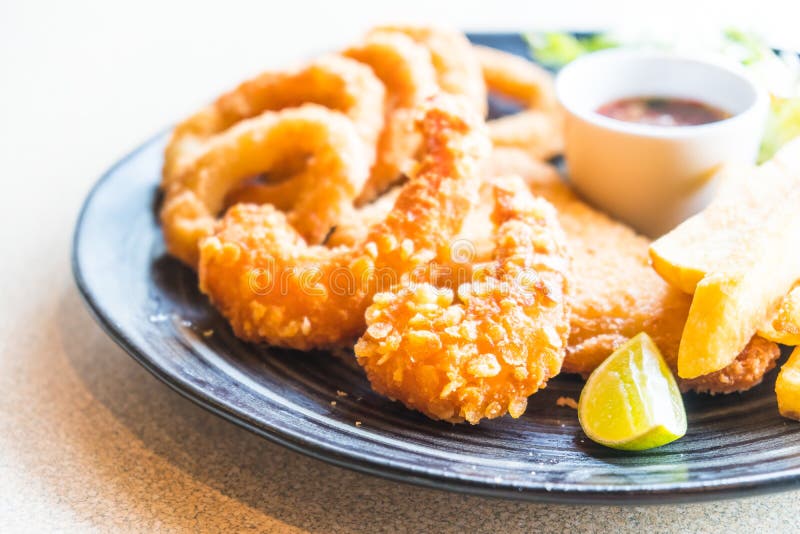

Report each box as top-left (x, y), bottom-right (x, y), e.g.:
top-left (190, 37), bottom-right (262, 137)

top-left (72, 33), bottom-right (800, 503)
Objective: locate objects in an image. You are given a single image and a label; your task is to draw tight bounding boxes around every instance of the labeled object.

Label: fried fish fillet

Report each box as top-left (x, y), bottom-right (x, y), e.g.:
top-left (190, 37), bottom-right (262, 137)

top-left (484, 148), bottom-right (781, 393)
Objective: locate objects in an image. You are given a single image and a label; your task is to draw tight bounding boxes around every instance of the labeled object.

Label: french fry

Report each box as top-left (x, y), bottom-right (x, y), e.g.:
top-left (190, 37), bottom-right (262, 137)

top-left (649, 138), bottom-right (800, 378)
top-left (758, 283), bottom-right (800, 345)
top-left (776, 347), bottom-right (800, 421)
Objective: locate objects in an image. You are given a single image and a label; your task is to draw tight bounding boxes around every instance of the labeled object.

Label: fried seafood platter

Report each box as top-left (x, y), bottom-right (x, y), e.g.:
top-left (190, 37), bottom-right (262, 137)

top-left (73, 26), bottom-right (800, 502)
top-left (157, 25), bottom-right (800, 428)
top-left (73, 28), bottom-right (800, 498)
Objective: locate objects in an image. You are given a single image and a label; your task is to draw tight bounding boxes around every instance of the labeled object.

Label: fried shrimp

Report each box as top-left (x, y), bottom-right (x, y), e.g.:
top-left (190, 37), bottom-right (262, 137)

top-left (474, 46), bottom-right (563, 160)
top-left (160, 104), bottom-right (370, 267)
top-left (197, 96), bottom-right (489, 350)
top-left (162, 54), bottom-right (385, 186)
top-left (377, 25), bottom-right (487, 117)
top-left (354, 175), bottom-right (570, 424)
top-left (484, 147), bottom-right (781, 394)
top-left (343, 31), bottom-right (439, 202)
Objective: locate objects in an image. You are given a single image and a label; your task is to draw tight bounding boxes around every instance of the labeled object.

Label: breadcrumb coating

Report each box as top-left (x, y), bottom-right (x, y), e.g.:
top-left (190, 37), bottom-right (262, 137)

top-left (198, 96), bottom-right (489, 350)
top-left (355, 176), bottom-right (570, 424)
top-left (161, 104), bottom-right (369, 267)
top-left (484, 148), bottom-right (781, 394)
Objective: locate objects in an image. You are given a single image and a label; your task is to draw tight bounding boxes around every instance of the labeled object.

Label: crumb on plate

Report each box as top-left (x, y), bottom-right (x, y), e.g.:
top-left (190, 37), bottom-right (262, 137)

top-left (556, 396), bottom-right (578, 409)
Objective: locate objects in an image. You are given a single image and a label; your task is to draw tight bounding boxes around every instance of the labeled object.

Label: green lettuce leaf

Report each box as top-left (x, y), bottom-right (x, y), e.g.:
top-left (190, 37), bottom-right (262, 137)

top-left (760, 95), bottom-right (800, 162)
top-left (523, 32), bottom-right (617, 68)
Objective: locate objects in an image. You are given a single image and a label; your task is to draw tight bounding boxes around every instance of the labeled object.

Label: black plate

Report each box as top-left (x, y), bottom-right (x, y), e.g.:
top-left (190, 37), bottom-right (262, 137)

top-left (72, 33), bottom-right (800, 503)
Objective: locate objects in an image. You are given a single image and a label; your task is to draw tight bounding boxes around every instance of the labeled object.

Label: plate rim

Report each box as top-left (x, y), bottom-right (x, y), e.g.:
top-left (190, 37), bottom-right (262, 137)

top-left (71, 32), bottom-right (800, 504)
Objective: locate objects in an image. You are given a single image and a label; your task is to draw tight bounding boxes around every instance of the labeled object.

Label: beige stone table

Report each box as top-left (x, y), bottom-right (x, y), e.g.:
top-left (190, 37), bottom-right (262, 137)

top-left (3, 1), bottom-right (800, 531)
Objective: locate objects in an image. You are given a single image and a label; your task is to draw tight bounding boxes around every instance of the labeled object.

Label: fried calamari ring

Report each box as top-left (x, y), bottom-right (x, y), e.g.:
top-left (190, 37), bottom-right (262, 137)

top-left (484, 111), bottom-right (563, 161)
top-left (223, 27), bottom-right (486, 207)
top-left (475, 45), bottom-right (557, 110)
top-left (354, 175), bottom-right (570, 424)
top-left (343, 30), bottom-right (439, 202)
top-left (163, 54), bottom-right (385, 186)
top-left (377, 25), bottom-right (487, 117)
top-left (345, 31), bottom-right (438, 112)
top-left (474, 45), bottom-right (563, 160)
top-left (161, 104), bottom-right (370, 267)
top-left (225, 31), bottom-right (440, 206)
top-left (198, 96), bottom-right (489, 350)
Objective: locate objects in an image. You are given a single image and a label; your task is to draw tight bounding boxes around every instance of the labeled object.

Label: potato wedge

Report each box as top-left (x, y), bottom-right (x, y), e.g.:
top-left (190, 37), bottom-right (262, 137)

top-left (680, 253), bottom-right (800, 378)
top-left (649, 167), bottom-right (756, 295)
top-left (649, 138), bottom-right (800, 378)
top-left (758, 283), bottom-right (800, 346)
top-left (776, 347), bottom-right (800, 420)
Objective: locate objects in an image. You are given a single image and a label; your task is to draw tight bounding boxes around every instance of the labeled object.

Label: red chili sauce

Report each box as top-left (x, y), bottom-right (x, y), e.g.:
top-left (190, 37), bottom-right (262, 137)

top-left (596, 96), bottom-right (731, 127)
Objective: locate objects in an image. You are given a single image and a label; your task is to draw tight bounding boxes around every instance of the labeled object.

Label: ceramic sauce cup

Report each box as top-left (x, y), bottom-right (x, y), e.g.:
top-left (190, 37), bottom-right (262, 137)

top-left (556, 49), bottom-right (769, 237)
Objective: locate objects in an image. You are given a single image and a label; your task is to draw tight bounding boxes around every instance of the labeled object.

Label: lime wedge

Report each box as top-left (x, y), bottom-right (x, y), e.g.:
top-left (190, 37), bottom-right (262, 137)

top-left (578, 332), bottom-right (687, 451)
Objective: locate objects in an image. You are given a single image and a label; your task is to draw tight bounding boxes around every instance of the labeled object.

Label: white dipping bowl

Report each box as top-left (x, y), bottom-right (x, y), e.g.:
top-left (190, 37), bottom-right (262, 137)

top-left (555, 49), bottom-right (769, 237)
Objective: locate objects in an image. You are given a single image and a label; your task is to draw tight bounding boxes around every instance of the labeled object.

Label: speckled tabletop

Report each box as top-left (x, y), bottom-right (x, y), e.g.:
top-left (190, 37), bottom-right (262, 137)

top-left (4, 1), bottom-right (800, 532)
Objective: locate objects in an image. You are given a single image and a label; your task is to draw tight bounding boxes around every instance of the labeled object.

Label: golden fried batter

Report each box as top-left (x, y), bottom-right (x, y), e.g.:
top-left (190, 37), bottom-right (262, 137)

top-left (163, 54), bottom-right (384, 186)
top-left (474, 45), bottom-right (563, 160)
top-left (474, 45), bottom-right (557, 110)
top-left (326, 187), bottom-right (402, 247)
top-left (759, 282), bottom-right (800, 345)
top-left (377, 25), bottom-right (487, 117)
top-left (484, 148), bottom-right (781, 393)
top-left (355, 176), bottom-right (570, 424)
top-left (198, 96), bottom-right (489, 350)
top-left (161, 104), bottom-right (370, 267)
top-left (224, 28), bottom-right (481, 207)
top-left (343, 31), bottom-right (438, 202)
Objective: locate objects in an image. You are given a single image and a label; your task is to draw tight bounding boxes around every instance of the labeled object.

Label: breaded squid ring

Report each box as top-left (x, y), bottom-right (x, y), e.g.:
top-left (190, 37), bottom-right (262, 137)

top-left (343, 30), bottom-right (439, 202)
top-left (377, 25), bottom-right (487, 117)
top-left (475, 45), bottom-right (557, 110)
top-left (160, 104), bottom-right (370, 267)
top-left (354, 175), bottom-right (571, 424)
top-left (225, 31), bottom-right (440, 206)
top-left (484, 111), bottom-right (563, 161)
top-left (224, 27), bottom-right (487, 207)
top-left (198, 96), bottom-right (489, 350)
top-left (474, 45), bottom-right (563, 160)
top-left (162, 54), bottom-right (385, 186)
